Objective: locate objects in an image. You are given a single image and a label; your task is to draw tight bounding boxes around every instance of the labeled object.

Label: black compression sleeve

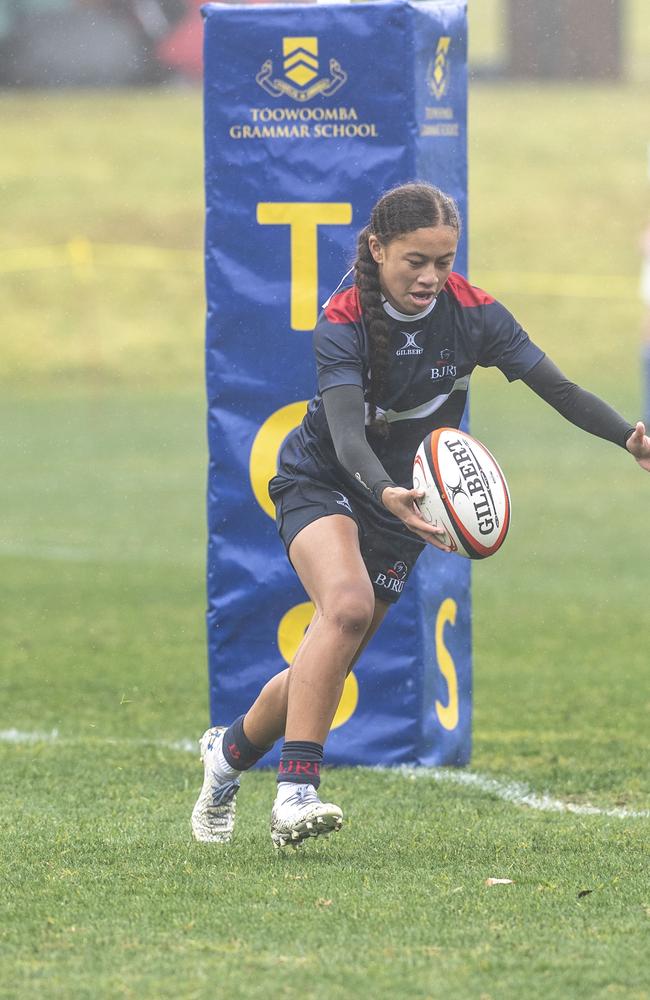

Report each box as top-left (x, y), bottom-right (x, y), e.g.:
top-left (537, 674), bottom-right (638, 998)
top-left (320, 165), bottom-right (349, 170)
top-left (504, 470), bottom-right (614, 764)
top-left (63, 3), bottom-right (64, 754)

top-left (322, 384), bottom-right (396, 503)
top-left (522, 355), bottom-right (635, 448)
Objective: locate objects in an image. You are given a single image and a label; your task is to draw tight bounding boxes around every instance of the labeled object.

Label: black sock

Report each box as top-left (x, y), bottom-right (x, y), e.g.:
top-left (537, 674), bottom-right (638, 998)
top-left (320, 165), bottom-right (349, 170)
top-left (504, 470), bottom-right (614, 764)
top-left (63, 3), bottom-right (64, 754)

top-left (277, 740), bottom-right (324, 789)
top-left (222, 715), bottom-right (269, 770)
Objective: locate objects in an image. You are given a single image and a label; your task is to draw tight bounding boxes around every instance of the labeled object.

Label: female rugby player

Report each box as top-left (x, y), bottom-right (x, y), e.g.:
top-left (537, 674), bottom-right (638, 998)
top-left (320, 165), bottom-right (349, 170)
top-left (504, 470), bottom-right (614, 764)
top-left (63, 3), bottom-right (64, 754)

top-left (192, 183), bottom-right (650, 847)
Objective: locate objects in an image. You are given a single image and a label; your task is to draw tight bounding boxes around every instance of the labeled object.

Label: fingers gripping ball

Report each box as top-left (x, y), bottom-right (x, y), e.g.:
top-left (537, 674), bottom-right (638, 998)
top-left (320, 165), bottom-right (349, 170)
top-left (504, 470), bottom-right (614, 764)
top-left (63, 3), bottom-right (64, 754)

top-left (413, 428), bottom-right (511, 559)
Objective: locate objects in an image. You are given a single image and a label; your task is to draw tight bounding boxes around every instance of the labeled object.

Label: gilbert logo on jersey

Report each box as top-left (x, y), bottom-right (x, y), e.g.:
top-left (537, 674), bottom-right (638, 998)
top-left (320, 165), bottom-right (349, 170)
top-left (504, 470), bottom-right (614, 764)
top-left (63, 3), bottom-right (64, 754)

top-left (396, 330), bottom-right (424, 356)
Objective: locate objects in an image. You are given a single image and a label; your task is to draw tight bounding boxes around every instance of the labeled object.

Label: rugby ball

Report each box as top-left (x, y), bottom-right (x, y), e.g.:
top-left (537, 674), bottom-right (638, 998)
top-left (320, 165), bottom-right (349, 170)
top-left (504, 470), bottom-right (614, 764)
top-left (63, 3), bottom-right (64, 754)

top-left (412, 428), bottom-right (510, 559)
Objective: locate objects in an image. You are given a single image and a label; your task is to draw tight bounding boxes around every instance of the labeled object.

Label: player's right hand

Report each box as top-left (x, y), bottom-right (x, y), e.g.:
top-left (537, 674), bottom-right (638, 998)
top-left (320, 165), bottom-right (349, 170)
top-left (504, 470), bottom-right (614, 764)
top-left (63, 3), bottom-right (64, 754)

top-left (380, 486), bottom-right (453, 551)
top-left (626, 421), bottom-right (650, 471)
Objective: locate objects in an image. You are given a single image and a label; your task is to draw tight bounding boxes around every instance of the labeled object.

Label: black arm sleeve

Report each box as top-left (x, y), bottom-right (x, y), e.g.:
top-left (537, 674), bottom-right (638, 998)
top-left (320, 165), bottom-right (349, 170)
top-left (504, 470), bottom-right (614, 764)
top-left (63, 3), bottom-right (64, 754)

top-left (322, 384), bottom-right (396, 503)
top-left (522, 355), bottom-right (635, 449)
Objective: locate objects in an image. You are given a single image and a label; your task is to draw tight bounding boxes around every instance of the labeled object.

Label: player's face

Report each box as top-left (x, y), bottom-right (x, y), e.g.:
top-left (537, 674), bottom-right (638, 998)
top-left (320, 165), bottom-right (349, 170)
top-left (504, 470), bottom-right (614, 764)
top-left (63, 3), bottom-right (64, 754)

top-left (369, 225), bottom-right (458, 315)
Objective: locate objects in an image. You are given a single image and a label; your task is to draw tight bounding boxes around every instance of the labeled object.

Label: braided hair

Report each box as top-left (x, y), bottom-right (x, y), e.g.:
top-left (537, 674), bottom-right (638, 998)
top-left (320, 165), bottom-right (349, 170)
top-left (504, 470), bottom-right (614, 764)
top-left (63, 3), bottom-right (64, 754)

top-left (353, 182), bottom-right (461, 433)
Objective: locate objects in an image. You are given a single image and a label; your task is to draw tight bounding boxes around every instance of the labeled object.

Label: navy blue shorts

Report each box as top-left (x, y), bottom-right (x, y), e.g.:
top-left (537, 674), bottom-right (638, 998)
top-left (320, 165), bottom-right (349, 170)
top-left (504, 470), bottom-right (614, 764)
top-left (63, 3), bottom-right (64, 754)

top-left (268, 472), bottom-right (425, 604)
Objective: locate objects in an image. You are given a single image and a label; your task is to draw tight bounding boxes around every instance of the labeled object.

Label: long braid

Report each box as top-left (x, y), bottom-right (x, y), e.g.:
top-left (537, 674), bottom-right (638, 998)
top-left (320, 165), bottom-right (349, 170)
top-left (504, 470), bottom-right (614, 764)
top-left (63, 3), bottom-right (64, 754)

top-left (352, 183), bottom-right (461, 435)
top-left (354, 226), bottom-right (391, 433)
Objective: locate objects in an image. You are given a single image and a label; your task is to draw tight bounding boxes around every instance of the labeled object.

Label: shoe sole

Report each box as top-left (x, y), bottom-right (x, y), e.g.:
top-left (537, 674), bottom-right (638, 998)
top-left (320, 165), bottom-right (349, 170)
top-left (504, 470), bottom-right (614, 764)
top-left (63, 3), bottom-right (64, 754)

top-left (271, 808), bottom-right (343, 849)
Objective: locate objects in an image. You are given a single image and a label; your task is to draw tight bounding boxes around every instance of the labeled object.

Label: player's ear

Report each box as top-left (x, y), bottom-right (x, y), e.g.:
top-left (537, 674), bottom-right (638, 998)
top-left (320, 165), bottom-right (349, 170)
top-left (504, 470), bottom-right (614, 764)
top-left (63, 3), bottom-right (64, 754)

top-left (368, 235), bottom-right (384, 265)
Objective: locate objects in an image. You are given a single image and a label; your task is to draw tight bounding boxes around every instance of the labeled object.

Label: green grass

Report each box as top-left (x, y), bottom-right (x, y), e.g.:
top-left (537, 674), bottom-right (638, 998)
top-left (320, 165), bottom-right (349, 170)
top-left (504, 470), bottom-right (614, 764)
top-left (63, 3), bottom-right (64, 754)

top-left (2, 745), bottom-right (649, 1000)
top-left (1, 72), bottom-right (650, 1000)
top-left (0, 90), bottom-right (204, 387)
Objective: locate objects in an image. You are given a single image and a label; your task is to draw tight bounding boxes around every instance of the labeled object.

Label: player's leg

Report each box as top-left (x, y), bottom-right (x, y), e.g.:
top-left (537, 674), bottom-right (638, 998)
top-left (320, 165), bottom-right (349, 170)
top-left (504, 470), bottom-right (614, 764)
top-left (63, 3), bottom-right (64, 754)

top-left (264, 513), bottom-right (378, 845)
top-left (191, 512), bottom-right (382, 844)
top-left (280, 513), bottom-right (376, 741)
top-left (348, 597), bottom-right (391, 667)
top-left (242, 595), bottom-right (390, 749)
top-left (237, 591), bottom-right (389, 846)
top-left (271, 600), bottom-right (390, 847)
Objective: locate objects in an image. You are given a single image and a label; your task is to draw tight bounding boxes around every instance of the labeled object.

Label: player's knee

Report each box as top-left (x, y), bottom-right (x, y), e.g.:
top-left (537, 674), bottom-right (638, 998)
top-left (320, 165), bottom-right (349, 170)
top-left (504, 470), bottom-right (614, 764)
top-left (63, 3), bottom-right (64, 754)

top-left (326, 584), bottom-right (374, 637)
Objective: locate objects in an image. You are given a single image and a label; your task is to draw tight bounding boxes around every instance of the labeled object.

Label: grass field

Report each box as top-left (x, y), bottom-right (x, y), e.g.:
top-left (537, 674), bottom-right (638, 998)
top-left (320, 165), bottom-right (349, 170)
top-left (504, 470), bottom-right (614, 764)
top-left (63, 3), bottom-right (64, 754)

top-left (1, 38), bottom-right (650, 1000)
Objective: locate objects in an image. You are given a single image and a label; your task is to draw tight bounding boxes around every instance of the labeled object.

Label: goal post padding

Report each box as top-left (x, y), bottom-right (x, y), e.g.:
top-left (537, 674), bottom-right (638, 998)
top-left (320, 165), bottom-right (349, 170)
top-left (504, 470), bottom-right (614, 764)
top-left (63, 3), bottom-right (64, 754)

top-left (203, 0), bottom-right (470, 766)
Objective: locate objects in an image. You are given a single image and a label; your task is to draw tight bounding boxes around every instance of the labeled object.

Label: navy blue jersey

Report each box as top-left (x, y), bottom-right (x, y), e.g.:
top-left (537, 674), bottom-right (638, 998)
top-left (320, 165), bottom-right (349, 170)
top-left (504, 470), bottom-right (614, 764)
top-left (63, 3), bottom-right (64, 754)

top-left (277, 270), bottom-right (544, 493)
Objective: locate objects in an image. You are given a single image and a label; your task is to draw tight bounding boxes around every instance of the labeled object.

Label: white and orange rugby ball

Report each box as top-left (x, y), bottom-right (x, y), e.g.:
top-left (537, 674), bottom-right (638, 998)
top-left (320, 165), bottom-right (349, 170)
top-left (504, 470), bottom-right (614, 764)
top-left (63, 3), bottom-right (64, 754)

top-left (412, 428), bottom-right (511, 559)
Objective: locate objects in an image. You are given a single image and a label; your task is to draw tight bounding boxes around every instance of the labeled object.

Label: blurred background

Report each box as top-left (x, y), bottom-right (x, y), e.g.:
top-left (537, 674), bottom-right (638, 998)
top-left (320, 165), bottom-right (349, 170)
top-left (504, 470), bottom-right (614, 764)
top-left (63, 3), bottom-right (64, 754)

top-left (1, 0), bottom-right (649, 86)
top-left (1, 0), bottom-right (648, 747)
top-left (0, 0), bottom-right (203, 87)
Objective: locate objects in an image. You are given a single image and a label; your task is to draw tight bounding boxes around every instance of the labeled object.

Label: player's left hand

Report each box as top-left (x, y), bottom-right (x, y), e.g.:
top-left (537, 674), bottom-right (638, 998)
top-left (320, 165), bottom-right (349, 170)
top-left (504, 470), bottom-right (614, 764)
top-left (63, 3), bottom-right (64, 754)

top-left (625, 422), bottom-right (650, 471)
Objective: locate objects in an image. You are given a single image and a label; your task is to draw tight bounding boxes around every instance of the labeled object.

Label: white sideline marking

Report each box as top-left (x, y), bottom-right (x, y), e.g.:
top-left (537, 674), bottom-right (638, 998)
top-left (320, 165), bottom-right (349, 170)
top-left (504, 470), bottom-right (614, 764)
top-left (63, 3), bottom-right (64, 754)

top-left (0, 728), bottom-right (61, 743)
top-left (0, 729), bottom-right (195, 753)
top-left (392, 766), bottom-right (650, 820)
top-left (1, 729), bottom-right (648, 820)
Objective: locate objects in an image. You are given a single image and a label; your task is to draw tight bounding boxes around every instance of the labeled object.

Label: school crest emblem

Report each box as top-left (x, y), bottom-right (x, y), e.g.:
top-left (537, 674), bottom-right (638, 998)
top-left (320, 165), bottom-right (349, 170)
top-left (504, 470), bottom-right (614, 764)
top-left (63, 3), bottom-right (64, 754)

top-left (256, 36), bottom-right (348, 103)
top-left (426, 37), bottom-right (451, 100)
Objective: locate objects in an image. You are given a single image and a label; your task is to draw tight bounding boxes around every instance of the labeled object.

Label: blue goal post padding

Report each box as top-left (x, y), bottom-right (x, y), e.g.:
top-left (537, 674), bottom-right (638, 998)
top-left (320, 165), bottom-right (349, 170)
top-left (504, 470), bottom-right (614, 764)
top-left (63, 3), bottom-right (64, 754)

top-left (203, 0), bottom-right (470, 766)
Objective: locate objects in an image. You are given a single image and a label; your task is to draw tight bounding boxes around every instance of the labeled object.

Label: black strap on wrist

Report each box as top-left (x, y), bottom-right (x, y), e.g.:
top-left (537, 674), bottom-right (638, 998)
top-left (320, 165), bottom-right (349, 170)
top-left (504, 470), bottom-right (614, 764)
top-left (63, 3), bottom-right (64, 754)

top-left (372, 479), bottom-right (397, 504)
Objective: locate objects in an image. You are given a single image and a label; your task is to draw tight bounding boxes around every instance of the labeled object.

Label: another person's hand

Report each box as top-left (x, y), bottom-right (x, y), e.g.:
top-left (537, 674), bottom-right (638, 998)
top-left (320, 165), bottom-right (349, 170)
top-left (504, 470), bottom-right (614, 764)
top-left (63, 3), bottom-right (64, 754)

top-left (381, 486), bottom-right (453, 551)
top-left (626, 422), bottom-right (650, 471)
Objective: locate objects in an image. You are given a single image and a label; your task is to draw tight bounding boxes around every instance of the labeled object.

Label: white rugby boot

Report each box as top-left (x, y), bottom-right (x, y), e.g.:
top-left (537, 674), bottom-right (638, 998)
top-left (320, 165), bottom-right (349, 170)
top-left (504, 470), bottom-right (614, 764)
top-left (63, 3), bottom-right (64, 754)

top-left (191, 726), bottom-right (241, 843)
top-left (270, 783), bottom-right (343, 848)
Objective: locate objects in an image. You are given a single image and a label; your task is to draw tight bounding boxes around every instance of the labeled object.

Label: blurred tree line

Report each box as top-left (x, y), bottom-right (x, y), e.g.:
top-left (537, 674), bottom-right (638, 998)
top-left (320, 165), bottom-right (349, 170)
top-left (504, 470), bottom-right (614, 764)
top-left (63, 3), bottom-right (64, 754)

top-left (0, 0), bottom-right (642, 87)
